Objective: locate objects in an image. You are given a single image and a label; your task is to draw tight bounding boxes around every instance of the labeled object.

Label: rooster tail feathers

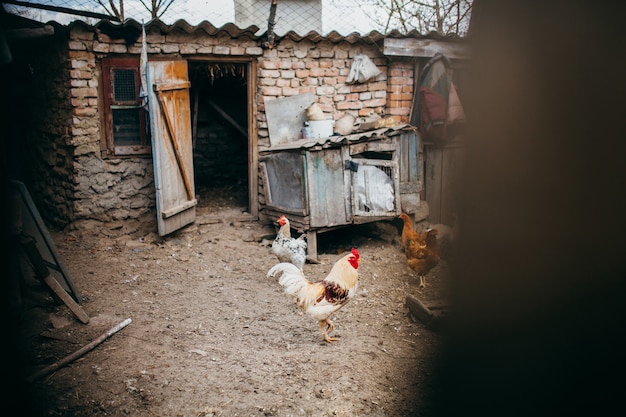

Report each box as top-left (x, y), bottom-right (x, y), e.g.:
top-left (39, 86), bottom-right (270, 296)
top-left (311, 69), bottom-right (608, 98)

top-left (268, 262), bottom-right (318, 308)
top-left (268, 262), bottom-right (301, 277)
top-left (268, 262), bottom-right (309, 294)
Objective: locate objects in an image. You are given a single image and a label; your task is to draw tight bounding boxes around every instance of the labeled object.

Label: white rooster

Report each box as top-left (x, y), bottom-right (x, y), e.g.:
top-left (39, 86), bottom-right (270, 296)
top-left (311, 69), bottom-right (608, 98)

top-left (268, 248), bottom-right (361, 342)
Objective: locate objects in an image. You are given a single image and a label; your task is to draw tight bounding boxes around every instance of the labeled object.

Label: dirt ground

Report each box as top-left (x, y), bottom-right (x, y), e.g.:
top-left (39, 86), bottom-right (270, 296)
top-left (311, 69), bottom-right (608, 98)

top-left (12, 195), bottom-right (452, 417)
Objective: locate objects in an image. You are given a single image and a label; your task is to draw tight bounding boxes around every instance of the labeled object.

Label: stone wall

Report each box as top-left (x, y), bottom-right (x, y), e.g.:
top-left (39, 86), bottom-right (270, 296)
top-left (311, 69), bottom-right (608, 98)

top-left (4, 33), bottom-right (76, 229)
top-left (67, 25), bottom-right (157, 227)
top-left (31, 23), bottom-right (416, 229)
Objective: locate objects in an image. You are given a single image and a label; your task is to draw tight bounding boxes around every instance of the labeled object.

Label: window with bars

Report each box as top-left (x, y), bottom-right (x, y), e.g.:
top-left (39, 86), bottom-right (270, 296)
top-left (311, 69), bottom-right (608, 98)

top-left (101, 57), bottom-right (151, 156)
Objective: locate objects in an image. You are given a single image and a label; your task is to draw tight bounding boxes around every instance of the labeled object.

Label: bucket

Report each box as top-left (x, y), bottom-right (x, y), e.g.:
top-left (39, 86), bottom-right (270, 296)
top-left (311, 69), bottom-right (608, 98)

top-left (334, 113), bottom-right (356, 135)
top-left (307, 120), bottom-right (334, 138)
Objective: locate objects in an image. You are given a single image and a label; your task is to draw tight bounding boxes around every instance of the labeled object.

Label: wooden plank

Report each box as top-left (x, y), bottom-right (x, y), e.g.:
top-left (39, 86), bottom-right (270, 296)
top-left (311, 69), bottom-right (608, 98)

top-left (407, 132), bottom-right (420, 184)
top-left (406, 294), bottom-right (433, 325)
top-left (161, 199), bottom-right (198, 218)
top-left (261, 207), bottom-right (310, 232)
top-left (341, 145), bottom-right (353, 225)
top-left (306, 148), bottom-right (349, 228)
top-left (349, 140), bottom-right (395, 154)
top-left (207, 99), bottom-right (248, 138)
top-left (43, 274), bottom-right (90, 324)
top-left (11, 180), bottom-right (83, 303)
top-left (6, 25), bottom-right (55, 40)
top-left (19, 235), bottom-right (89, 324)
top-left (155, 90), bottom-right (194, 200)
top-left (154, 81), bottom-right (191, 91)
top-left (247, 59), bottom-right (259, 219)
top-left (424, 146), bottom-right (443, 223)
top-left (441, 144), bottom-right (464, 225)
top-left (352, 215), bottom-right (395, 225)
top-left (383, 38), bottom-right (470, 59)
top-left (399, 134), bottom-right (411, 184)
top-left (192, 87), bottom-right (199, 149)
top-left (306, 230), bottom-right (318, 261)
top-left (391, 139), bottom-right (402, 215)
top-left (397, 132), bottom-right (423, 213)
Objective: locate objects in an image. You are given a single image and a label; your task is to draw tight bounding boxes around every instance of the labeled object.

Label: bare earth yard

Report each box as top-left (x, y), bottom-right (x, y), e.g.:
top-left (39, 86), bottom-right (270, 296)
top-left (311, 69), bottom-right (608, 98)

top-left (12, 202), bottom-right (450, 417)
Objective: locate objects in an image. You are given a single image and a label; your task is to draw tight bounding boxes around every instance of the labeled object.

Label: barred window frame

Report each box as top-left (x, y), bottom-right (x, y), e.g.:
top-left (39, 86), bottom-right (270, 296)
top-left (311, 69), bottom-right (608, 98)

top-left (101, 57), bottom-right (151, 157)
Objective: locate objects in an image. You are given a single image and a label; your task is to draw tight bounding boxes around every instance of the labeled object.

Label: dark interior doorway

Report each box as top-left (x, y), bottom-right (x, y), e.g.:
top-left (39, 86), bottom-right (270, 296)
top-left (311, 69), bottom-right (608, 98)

top-left (188, 61), bottom-right (249, 215)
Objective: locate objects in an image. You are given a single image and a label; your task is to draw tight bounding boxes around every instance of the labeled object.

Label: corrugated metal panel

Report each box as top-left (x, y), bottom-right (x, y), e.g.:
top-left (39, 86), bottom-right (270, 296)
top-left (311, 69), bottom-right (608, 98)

top-left (42, 18), bottom-right (462, 46)
top-left (44, 18), bottom-right (261, 42)
top-left (280, 28), bottom-right (465, 45)
top-left (260, 124), bottom-right (417, 152)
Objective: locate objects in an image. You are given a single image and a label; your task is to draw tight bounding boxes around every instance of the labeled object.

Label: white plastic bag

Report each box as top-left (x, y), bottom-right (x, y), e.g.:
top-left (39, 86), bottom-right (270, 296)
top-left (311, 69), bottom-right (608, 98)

top-left (354, 165), bottom-right (395, 212)
top-left (346, 55), bottom-right (382, 84)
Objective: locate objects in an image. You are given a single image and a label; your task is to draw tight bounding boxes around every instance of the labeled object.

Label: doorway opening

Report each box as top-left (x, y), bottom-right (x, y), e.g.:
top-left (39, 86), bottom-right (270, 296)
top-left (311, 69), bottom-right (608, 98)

top-left (188, 60), bottom-right (250, 217)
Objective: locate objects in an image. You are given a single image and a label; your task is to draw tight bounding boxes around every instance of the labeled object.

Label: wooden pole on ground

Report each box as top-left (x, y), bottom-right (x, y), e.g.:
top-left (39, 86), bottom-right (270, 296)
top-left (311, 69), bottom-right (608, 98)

top-left (26, 318), bottom-right (132, 383)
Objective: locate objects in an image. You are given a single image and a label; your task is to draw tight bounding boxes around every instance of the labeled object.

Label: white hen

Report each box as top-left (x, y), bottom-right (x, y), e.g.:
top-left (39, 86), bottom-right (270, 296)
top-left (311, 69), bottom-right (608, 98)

top-left (271, 215), bottom-right (307, 271)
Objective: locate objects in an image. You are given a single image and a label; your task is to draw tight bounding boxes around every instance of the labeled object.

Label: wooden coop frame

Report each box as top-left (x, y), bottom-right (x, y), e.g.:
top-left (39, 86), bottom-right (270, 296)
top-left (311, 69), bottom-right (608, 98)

top-left (259, 124), bottom-right (423, 259)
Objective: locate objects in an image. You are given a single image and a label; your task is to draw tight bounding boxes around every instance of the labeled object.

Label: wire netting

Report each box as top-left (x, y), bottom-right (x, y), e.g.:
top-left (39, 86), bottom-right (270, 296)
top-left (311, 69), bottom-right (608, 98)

top-left (3, 0), bottom-right (471, 36)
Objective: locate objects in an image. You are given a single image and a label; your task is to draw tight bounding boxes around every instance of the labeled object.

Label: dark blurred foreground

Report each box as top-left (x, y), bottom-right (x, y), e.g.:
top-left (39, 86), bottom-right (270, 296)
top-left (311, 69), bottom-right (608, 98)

top-left (428, 1), bottom-right (626, 416)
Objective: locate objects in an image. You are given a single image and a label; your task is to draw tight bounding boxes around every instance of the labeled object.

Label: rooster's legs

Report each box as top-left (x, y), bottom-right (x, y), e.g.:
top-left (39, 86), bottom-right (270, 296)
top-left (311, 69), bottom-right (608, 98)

top-left (419, 275), bottom-right (428, 288)
top-left (319, 318), bottom-right (338, 343)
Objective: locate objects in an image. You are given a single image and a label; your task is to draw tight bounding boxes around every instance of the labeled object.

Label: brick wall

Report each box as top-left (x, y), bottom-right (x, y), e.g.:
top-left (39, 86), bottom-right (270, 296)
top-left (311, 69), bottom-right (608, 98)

top-left (255, 39), bottom-right (413, 148)
top-left (387, 61), bottom-right (414, 120)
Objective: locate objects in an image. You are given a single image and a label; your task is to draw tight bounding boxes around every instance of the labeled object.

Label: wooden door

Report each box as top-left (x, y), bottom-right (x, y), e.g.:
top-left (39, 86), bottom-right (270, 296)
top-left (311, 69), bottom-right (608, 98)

top-left (148, 60), bottom-right (196, 235)
top-left (305, 148), bottom-right (349, 228)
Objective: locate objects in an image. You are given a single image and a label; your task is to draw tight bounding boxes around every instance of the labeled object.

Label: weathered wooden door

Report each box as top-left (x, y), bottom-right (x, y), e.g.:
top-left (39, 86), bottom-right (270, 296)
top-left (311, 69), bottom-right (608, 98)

top-left (148, 60), bottom-right (196, 236)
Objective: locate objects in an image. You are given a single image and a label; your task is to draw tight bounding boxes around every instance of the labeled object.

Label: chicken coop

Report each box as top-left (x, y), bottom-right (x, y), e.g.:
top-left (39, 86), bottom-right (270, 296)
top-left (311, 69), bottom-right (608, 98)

top-left (259, 120), bottom-right (423, 259)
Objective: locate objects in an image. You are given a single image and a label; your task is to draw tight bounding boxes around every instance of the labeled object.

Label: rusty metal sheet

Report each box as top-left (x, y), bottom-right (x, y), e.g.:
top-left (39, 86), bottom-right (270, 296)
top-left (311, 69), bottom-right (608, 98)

top-left (261, 123), bottom-right (416, 151)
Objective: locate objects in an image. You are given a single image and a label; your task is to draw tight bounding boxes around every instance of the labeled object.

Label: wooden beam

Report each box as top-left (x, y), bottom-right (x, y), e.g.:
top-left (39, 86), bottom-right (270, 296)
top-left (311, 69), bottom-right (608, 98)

top-left (384, 38), bottom-right (470, 59)
top-left (207, 99), bottom-right (248, 138)
top-left (5, 26), bottom-right (54, 40)
top-left (3, 0), bottom-right (120, 21)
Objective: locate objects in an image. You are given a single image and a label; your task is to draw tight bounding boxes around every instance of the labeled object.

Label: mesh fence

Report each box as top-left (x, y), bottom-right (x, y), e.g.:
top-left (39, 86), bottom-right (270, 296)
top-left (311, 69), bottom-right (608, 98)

top-left (3, 0), bottom-right (471, 36)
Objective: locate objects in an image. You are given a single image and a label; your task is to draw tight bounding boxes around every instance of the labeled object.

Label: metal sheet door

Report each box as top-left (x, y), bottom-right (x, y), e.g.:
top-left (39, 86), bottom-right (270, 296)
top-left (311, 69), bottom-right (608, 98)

top-left (148, 60), bottom-right (196, 235)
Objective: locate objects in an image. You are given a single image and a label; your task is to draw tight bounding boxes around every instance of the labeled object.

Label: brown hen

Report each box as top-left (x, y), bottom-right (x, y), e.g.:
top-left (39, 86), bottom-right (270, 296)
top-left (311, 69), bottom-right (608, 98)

top-left (398, 214), bottom-right (440, 288)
